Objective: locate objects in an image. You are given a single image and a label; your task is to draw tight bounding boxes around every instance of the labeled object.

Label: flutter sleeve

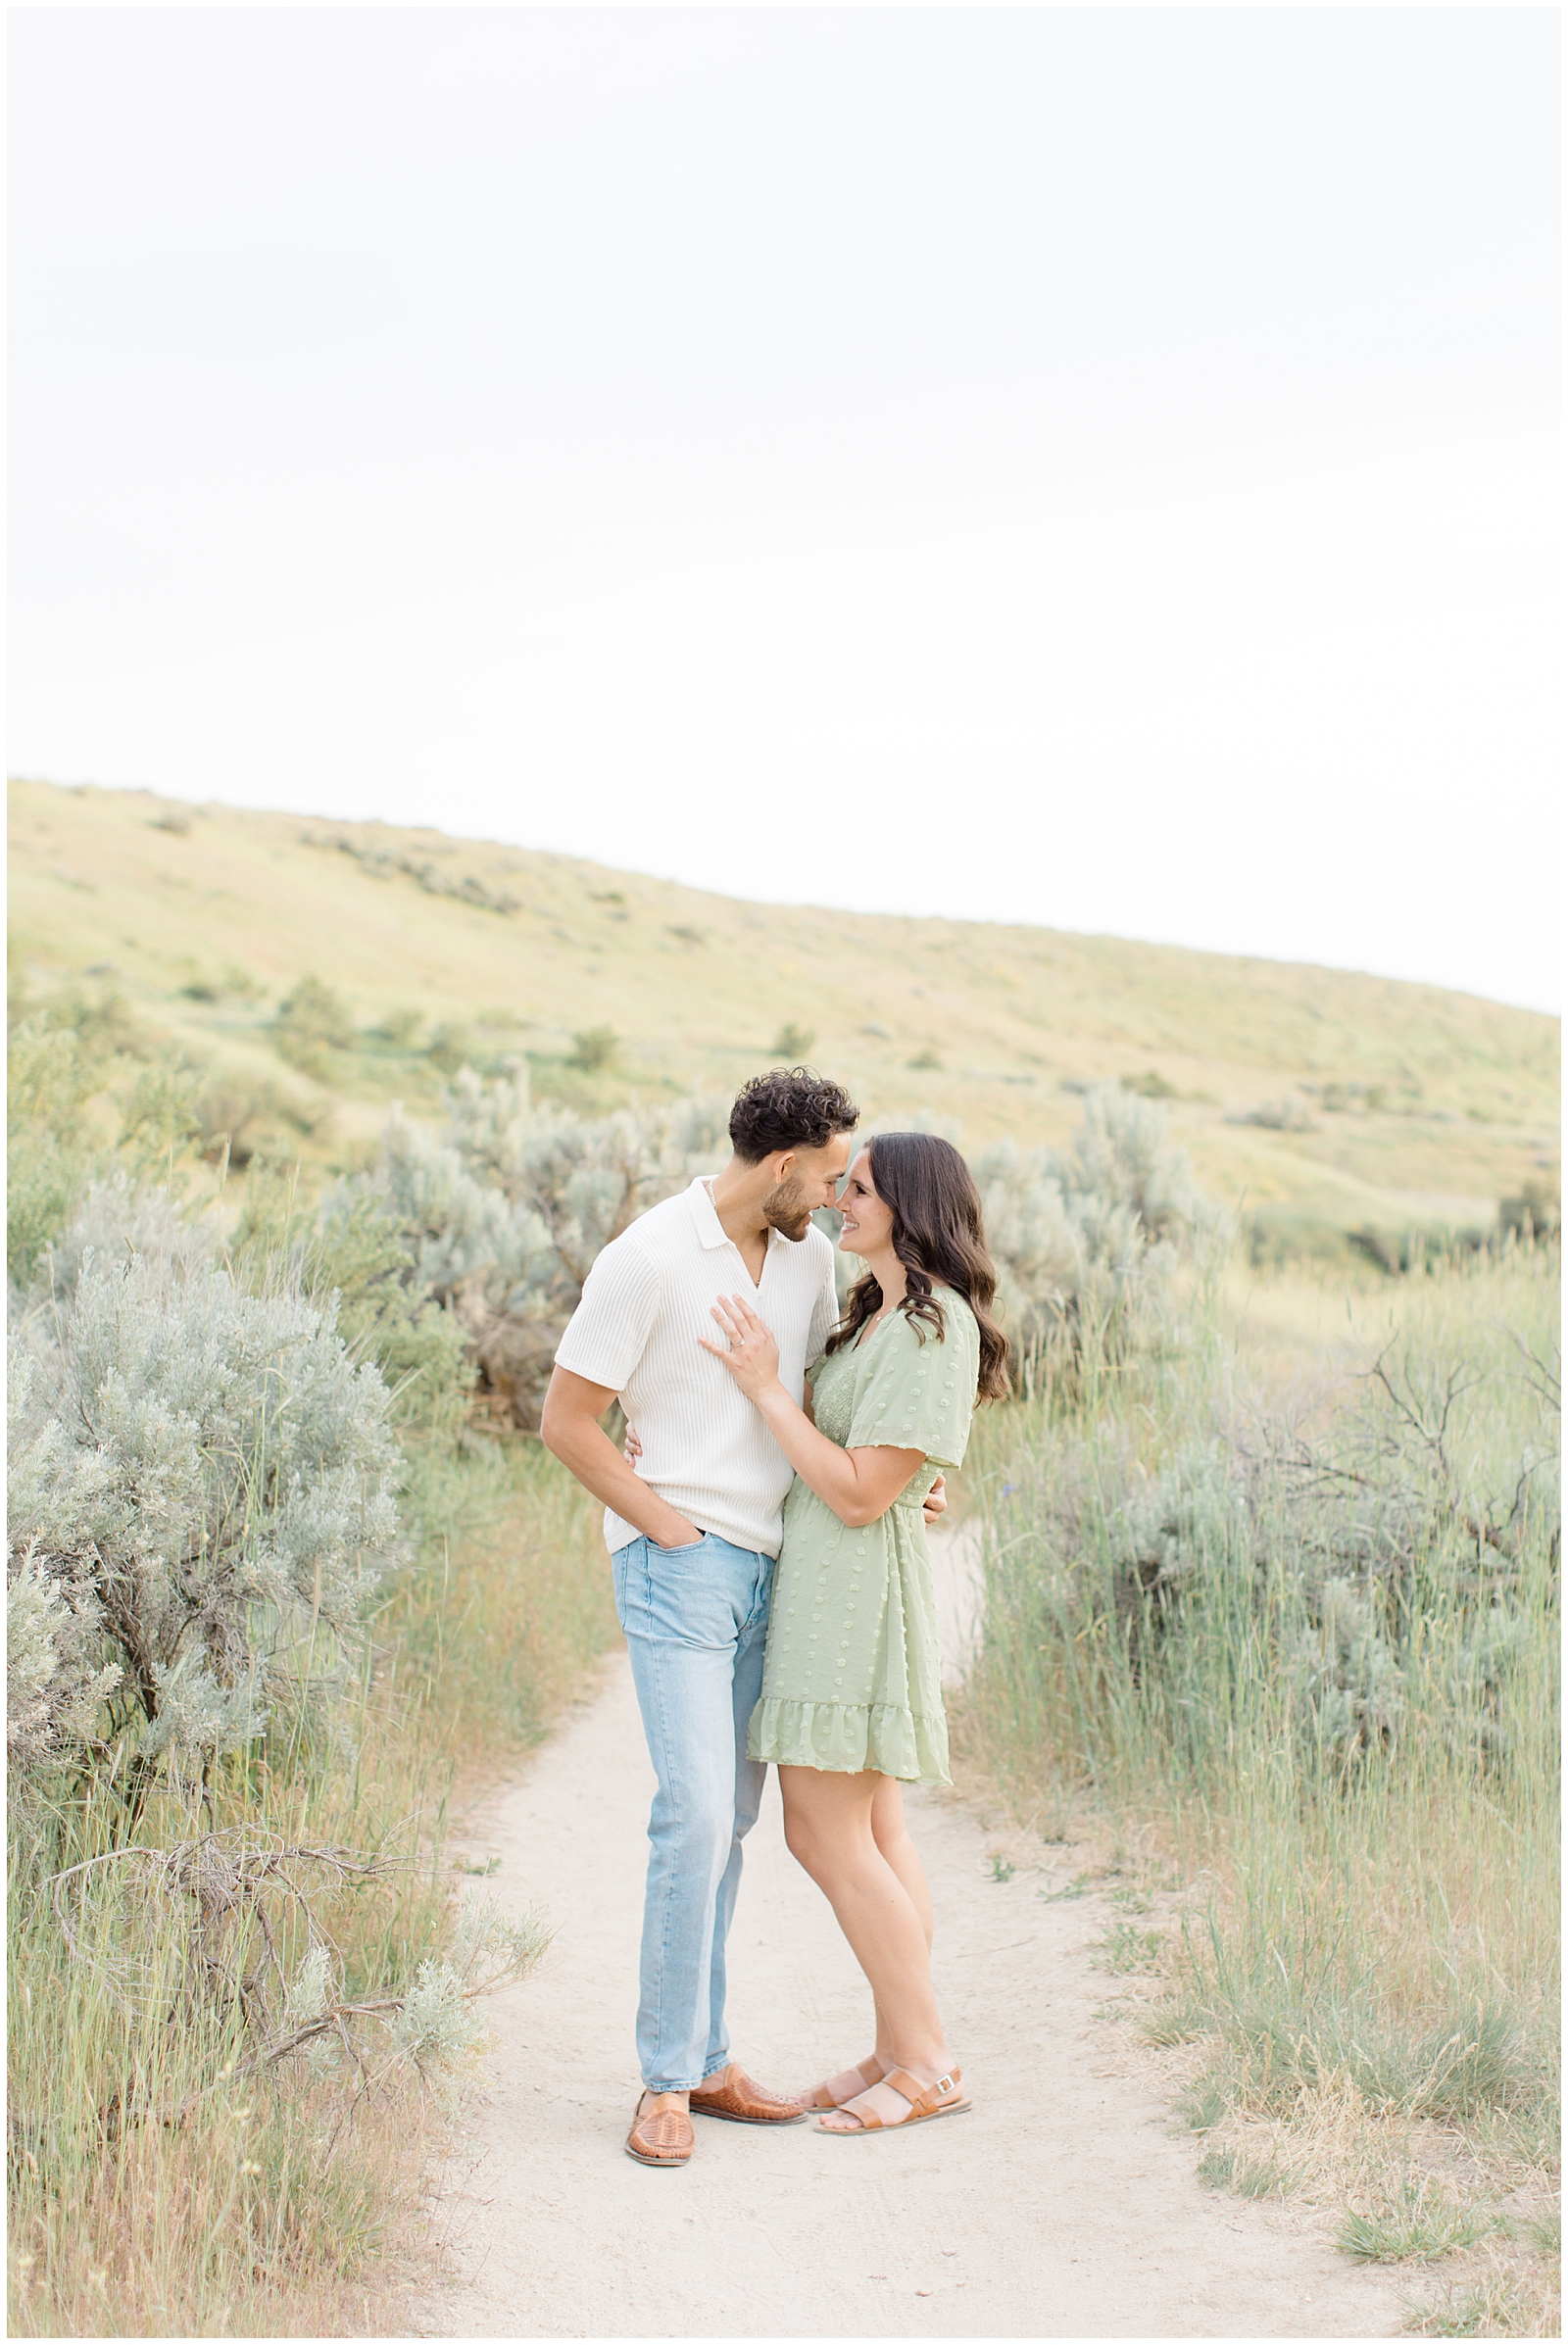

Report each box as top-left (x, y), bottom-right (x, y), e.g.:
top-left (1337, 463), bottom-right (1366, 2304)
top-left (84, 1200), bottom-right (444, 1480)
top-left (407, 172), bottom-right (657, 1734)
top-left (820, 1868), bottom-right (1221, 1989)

top-left (845, 1295), bottom-right (981, 1470)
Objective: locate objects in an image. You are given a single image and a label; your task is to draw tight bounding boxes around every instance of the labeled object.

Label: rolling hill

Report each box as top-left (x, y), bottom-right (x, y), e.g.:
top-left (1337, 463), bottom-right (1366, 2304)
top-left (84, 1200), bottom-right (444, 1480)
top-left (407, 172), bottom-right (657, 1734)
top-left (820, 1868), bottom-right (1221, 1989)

top-left (9, 777), bottom-right (1558, 1254)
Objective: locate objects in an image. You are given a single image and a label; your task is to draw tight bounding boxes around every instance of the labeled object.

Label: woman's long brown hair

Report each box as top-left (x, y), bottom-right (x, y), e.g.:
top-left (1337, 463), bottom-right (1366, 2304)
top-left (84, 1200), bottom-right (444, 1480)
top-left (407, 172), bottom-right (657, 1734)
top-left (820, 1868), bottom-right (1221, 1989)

top-left (824, 1133), bottom-right (1010, 1402)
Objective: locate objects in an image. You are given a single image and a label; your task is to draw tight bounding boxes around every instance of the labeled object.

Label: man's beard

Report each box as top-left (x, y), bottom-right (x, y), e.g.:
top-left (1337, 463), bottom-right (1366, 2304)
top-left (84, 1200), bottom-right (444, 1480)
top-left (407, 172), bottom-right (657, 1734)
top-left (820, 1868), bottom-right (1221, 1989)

top-left (761, 1175), bottom-right (814, 1243)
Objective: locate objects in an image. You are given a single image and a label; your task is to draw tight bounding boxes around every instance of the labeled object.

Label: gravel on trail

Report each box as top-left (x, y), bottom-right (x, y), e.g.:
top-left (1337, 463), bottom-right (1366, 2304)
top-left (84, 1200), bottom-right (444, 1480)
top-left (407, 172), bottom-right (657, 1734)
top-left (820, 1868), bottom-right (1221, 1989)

top-left (408, 1539), bottom-right (1401, 2341)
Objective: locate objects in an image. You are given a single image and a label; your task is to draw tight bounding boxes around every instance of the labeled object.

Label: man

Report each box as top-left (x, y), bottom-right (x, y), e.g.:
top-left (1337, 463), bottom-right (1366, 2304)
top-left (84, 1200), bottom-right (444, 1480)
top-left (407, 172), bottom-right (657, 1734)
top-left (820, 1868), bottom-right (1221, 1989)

top-left (543, 1067), bottom-right (905, 2167)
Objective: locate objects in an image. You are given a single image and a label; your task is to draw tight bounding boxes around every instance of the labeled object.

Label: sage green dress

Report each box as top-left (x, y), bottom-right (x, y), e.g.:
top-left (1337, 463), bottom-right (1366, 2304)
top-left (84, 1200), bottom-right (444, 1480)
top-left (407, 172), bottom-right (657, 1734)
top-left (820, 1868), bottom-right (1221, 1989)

top-left (747, 1287), bottom-right (980, 1787)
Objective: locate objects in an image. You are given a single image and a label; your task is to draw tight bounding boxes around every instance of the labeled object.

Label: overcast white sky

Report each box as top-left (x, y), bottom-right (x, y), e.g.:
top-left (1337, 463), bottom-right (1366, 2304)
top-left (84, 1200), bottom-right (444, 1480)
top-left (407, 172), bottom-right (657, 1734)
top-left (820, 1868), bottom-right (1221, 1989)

top-left (9, 8), bottom-right (1561, 1012)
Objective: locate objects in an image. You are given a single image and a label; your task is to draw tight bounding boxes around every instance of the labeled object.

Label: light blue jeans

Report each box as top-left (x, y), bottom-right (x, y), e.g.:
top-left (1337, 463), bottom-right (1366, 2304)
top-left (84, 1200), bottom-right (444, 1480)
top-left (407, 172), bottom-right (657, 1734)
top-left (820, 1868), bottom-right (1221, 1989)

top-left (611, 1531), bottom-right (775, 2092)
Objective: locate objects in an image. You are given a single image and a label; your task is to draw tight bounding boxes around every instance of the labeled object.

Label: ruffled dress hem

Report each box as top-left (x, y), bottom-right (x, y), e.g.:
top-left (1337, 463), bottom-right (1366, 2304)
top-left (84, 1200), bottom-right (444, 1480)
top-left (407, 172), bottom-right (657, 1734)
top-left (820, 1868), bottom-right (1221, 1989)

top-left (747, 1695), bottom-right (952, 1788)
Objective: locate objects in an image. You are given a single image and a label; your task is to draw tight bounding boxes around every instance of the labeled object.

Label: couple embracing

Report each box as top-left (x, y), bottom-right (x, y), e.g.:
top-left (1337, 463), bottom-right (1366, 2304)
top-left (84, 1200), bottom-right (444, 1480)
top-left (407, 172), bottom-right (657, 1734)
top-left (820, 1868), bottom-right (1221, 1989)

top-left (541, 1068), bottom-right (1008, 2166)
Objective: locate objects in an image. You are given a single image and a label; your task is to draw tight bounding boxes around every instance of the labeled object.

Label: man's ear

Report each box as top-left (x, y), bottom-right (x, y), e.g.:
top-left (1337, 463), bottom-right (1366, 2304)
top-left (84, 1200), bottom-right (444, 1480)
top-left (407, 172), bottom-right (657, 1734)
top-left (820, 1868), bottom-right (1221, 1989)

top-left (771, 1149), bottom-right (797, 1183)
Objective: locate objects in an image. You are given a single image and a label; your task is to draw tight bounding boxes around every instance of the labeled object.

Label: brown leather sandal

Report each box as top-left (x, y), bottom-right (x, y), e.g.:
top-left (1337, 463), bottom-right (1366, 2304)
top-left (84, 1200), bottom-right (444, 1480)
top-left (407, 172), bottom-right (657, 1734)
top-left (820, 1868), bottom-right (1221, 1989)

top-left (625, 2091), bottom-right (695, 2166)
top-left (815, 2065), bottom-right (970, 2133)
top-left (799, 2055), bottom-right (888, 2112)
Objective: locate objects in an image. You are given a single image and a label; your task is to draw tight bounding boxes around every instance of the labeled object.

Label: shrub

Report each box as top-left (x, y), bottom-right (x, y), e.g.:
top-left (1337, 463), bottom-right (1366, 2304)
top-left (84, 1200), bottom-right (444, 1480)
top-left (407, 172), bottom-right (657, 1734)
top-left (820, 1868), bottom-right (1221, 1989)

top-left (1500, 1178), bottom-right (1561, 1243)
top-left (7, 992), bottom-right (206, 1289)
top-left (7, 1550), bottom-right (124, 1773)
top-left (7, 1190), bottom-right (400, 1791)
top-left (565, 1024), bottom-right (620, 1074)
top-left (423, 1020), bottom-right (477, 1076)
top-left (370, 1005), bottom-right (424, 1049)
top-left (301, 829), bottom-right (522, 915)
top-left (7, 1016), bottom-right (111, 1289)
top-left (342, 1070), bottom-right (728, 1427)
top-left (175, 960), bottom-right (266, 1004)
top-left (272, 975), bottom-right (356, 1079)
top-left (7, 1077), bottom-right (621, 2333)
top-left (326, 1074), bottom-right (1201, 1426)
top-left (962, 1239), bottom-right (1559, 2238)
top-left (1227, 1095), bottom-right (1318, 1133)
top-left (230, 1161), bottom-right (477, 1440)
top-left (1288, 1573), bottom-right (1406, 1766)
top-left (192, 1075), bottom-right (290, 1167)
top-left (974, 1322), bottom-right (1551, 1787)
top-left (44, 1835), bottom-right (548, 2114)
top-left (973, 1084), bottom-right (1213, 1386)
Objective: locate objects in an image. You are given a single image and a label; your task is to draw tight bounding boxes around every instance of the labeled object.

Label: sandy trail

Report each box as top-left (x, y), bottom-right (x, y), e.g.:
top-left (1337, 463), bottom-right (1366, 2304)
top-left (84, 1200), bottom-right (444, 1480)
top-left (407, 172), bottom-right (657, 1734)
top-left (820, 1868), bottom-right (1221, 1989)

top-left (409, 1538), bottom-right (1399, 2340)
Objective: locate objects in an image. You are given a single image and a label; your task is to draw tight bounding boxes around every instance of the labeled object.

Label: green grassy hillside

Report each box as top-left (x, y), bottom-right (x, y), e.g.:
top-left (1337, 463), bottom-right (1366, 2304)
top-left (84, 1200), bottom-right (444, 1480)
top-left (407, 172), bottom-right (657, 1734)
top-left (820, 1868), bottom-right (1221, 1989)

top-left (9, 777), bottom-right (1558, 1252)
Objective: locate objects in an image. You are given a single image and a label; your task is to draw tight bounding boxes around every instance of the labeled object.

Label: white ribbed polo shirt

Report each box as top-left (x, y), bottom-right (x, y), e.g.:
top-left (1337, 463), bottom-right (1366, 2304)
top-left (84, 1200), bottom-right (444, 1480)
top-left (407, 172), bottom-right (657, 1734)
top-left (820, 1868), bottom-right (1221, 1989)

top-left (554, 1177), bottom-right (840, 1558)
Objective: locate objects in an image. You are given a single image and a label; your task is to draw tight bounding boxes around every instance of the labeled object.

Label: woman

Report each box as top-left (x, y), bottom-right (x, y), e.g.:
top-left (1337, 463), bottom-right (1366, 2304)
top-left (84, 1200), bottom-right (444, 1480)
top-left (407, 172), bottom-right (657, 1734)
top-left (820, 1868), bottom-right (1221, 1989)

top-left (699, 1131), bottom-right (1009, 2136)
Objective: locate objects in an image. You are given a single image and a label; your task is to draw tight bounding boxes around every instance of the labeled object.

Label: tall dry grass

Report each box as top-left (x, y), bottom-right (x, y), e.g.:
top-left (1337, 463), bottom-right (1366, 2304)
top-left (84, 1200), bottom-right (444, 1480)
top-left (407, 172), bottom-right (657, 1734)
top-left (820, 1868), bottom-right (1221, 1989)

top-left (8, 1438), bottom-right (617, 2337)
top-left (958, 1239), bottom-right (1559, 2331)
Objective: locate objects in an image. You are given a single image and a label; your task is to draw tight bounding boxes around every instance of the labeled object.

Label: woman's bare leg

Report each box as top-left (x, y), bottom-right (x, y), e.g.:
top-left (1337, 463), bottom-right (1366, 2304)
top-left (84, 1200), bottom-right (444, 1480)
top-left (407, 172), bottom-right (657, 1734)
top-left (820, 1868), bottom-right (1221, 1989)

top-left (871, 1777), bottom-right (933, 1942)
top-left (868, 1778), bottom-right (931, 2065)
top-left (780, 1765), bottom-right (955, 2125)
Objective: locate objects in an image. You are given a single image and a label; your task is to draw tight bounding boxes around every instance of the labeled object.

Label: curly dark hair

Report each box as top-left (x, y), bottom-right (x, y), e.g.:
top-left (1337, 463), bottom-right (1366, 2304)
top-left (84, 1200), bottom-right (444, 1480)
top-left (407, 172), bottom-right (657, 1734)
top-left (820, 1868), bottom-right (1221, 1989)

top-left (728, 1067), bottom-right (860, 1163)
top-left (824, 1132), bottom-right (1011, 1402)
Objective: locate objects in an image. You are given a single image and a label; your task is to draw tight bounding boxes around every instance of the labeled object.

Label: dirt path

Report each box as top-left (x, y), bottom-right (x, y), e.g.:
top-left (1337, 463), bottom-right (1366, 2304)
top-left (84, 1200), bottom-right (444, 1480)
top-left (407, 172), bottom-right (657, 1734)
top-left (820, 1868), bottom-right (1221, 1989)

top-left (408, 1540), bottom-right (1401, 2340)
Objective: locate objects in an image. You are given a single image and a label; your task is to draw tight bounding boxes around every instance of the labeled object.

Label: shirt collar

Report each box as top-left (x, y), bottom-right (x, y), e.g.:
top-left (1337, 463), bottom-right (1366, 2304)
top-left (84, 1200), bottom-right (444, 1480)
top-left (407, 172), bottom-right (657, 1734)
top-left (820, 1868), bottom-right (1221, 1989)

top-left (687, 1176), bottom-right (733, 1250)
top-left (687, 1176), bottom-right (788, 1253)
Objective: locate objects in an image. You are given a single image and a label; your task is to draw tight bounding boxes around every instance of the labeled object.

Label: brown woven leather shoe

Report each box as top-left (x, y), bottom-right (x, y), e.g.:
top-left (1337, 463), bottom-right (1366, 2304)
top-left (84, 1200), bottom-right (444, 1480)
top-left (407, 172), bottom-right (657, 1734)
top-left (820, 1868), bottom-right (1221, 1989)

top-left (625, 2091), bottom-right (695, 2167)
top-left (688, 2063), bottom-right (807, 2125)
